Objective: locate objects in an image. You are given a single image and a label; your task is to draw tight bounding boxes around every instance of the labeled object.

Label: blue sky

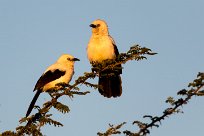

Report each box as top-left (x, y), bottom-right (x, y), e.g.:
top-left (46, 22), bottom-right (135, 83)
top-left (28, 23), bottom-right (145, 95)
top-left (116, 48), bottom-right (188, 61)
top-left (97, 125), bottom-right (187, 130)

top-left (0, 0), bottom-right (204, 136)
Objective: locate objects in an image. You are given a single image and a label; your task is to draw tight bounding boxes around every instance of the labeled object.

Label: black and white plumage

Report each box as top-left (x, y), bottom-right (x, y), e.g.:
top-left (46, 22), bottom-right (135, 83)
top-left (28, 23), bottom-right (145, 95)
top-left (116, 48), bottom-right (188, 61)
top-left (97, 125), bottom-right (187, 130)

top-left (87, 19), bottom-right (122, 98)
top-left (26, 54), bottom-right (79, 117)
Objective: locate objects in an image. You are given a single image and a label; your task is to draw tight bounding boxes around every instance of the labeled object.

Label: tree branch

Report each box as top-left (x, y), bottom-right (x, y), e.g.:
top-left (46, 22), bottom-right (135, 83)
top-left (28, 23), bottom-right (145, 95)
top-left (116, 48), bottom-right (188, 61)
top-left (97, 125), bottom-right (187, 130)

top-left (0, 44), bottom-right (156, 136)
top-left (99, 72), bottom-right (204, 136)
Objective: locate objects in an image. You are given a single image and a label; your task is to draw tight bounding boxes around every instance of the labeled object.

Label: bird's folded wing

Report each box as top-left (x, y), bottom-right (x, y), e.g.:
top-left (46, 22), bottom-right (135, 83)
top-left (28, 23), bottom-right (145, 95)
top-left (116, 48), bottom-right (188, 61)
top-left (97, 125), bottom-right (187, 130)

top-left (33, 69), bottom-right (66, 91)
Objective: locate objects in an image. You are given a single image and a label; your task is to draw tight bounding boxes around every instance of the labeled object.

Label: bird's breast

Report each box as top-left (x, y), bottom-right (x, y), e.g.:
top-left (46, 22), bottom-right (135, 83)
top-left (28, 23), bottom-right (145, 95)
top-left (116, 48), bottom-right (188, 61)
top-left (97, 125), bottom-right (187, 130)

top-left (87, 36), bottom-right (116, 62)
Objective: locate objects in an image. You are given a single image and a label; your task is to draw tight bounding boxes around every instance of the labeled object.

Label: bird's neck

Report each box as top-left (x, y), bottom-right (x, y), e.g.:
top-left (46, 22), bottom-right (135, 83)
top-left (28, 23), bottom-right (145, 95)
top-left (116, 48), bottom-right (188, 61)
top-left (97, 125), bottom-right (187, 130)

top-left (92, 32), bottom-right (109, 37)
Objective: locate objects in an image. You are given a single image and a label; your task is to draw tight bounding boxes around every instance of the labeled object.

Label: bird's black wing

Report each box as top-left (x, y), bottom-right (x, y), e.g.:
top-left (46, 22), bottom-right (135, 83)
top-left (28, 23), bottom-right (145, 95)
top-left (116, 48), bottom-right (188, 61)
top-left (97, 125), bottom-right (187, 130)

top-left (113, 43), bottom-right (122, 74)
top-left (34, 69), bottom-right (66, 91)
top-left (113, 43), bottom-right (119, 56)
top-left (109, 35), bottom-right (122, 74)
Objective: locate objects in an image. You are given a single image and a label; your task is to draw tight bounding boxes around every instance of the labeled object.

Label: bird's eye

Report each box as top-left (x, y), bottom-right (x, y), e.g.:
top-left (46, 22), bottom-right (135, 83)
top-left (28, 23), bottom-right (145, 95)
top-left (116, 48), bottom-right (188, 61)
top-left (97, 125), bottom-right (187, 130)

top-left (96, 24), bottom-right (100, 27)
top-left (67, 58), bottom-right (72, 61)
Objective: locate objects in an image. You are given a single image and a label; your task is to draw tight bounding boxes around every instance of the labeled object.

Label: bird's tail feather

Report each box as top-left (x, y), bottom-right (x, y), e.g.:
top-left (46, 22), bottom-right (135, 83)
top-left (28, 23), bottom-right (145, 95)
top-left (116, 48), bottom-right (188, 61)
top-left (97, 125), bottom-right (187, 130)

top-left (98, 75), bottom-right (122, 98)
top-left (26, 90), bottom-right (41, 117)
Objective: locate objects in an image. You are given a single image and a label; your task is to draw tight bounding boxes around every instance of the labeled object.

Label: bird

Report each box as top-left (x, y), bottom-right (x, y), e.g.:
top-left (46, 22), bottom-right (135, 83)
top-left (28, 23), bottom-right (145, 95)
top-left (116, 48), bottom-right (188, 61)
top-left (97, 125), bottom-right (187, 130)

top-left (87, 19), bottom-right (122, 98)
top-left (26, 54), bottom-right (80, 117)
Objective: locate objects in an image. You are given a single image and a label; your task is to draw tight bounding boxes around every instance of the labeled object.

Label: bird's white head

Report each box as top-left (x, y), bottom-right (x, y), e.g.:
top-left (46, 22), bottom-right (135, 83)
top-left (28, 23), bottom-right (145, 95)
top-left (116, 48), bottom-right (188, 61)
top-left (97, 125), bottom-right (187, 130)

top-left (57, 54), bottom-right (80, 64)
top-left (89, 19), bottom-right (109, 35)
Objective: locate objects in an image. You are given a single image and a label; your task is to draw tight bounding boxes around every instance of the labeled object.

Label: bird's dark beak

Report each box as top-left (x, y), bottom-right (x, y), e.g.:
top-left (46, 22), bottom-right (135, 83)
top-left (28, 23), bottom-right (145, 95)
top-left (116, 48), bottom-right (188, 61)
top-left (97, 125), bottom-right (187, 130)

top-left (89, 24), bottom-right (97, 28)
top-left (73, 58), bottom-right (80, 61)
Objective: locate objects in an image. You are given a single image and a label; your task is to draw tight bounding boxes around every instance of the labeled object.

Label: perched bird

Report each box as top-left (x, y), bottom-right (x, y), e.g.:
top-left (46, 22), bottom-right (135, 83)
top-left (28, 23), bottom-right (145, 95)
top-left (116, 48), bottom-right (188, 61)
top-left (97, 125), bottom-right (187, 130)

top-left (87, 19), bottom-right (122, 98)
top-left (26, 54), bottom-right (79, 117)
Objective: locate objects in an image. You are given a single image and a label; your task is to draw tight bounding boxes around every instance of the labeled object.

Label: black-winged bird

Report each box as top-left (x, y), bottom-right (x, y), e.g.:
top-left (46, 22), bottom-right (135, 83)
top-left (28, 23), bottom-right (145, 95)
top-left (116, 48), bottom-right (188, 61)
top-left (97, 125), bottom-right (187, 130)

top-left (26, 54), bottom-right (79, 117)
top-left (87, 19), bottom-right (122, 98)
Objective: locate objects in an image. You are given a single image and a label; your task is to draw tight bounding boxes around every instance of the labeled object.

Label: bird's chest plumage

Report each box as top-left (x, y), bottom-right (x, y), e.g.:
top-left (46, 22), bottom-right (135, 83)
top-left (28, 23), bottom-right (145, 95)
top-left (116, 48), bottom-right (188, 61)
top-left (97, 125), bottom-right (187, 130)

top-left (87, 36), bottom-right (116, 62)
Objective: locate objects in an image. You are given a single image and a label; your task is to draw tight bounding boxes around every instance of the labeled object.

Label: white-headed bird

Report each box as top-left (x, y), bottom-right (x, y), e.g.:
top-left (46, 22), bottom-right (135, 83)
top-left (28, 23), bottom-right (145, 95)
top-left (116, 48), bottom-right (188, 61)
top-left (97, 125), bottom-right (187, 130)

top-left (26, 54), bottom-right (79, 117)
top-left (87, 19), bottom-right (122, 98)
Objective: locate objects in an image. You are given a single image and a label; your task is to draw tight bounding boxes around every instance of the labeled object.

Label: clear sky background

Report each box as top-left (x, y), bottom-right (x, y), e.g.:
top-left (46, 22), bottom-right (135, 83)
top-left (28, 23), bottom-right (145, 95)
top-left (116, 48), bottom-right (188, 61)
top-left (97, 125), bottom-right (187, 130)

top-left (0, 0), bottom-right (204, 136)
